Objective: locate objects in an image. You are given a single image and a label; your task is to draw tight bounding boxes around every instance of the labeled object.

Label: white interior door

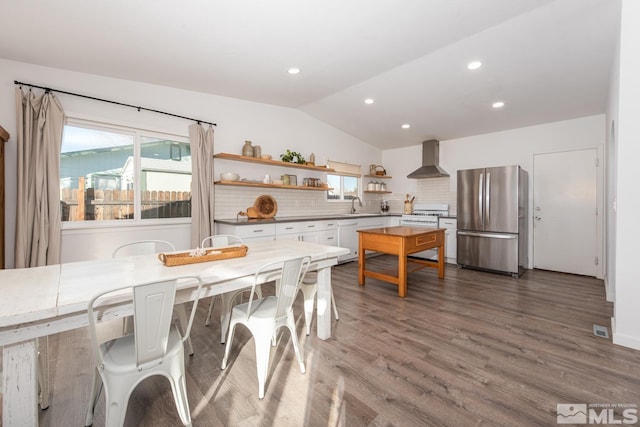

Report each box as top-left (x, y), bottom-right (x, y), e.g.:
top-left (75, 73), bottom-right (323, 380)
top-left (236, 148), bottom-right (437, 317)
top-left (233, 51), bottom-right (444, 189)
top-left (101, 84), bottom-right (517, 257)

top-left (533, 149), bottom-right (597, 276)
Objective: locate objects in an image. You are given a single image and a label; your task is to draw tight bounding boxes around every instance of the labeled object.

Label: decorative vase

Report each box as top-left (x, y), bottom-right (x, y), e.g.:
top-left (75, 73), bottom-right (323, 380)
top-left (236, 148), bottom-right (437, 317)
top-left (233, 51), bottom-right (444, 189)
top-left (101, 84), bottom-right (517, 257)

top-left (253, 145), bottom-right (262, 158)
top-left (242, 141), bottom-right (253, 157)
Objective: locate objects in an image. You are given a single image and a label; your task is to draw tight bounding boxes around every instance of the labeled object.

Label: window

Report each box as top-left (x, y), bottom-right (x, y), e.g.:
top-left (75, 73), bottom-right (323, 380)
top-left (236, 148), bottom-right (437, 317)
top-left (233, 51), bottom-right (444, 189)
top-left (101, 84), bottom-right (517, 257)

top-left (60, 120), bottom-right (191, 223)
top-left (326, 160), bottom-right (362, 201)
top-left (327, 174), bottom-right (360, 200)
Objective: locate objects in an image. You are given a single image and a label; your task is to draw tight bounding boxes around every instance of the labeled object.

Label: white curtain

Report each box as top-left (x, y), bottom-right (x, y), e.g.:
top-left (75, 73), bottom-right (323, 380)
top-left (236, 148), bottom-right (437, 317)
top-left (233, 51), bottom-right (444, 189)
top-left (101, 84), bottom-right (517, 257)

top-left (14, 88), bottom-right (65, 267)
top-left (189, 123), bottom-right (215, 248)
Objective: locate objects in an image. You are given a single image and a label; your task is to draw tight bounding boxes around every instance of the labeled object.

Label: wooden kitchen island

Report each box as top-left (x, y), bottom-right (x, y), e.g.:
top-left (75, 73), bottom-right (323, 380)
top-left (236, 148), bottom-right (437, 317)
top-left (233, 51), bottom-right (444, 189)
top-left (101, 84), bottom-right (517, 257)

top-left (358, 226), bottom-right (445, 297)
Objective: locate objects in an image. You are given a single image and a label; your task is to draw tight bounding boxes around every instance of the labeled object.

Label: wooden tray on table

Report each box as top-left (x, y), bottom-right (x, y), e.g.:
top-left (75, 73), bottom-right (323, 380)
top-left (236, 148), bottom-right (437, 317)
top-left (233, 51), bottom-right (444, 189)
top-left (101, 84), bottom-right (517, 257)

top-left (158, 245), bottom-right (248, 267)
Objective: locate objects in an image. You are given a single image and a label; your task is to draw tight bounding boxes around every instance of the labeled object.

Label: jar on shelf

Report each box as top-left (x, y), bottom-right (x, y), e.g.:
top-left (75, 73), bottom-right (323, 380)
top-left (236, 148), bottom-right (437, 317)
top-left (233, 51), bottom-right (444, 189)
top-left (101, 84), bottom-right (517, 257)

top-left (380, 182), bottom-right (387, 192)
top-left (367, 181), bottom-right (375, 191)
top-left (375, 182), bottom-right (381, 191)
top-left (253, 145), bottom-right (262, 158)
top-left (242, 141), bottom-right (253, 157)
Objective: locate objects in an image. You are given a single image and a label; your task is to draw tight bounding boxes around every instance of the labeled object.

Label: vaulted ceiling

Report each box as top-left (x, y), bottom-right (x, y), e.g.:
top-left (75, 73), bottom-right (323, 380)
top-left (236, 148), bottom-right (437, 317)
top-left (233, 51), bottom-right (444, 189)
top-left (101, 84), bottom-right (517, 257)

top-left (0, 0), bottom-right (619, 149)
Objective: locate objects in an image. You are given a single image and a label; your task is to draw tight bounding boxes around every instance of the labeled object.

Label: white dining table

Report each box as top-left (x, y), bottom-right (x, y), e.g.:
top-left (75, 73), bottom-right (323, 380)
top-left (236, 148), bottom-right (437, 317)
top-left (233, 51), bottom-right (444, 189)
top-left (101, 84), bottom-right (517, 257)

top-left (0, 239), bottom-right (348, 427)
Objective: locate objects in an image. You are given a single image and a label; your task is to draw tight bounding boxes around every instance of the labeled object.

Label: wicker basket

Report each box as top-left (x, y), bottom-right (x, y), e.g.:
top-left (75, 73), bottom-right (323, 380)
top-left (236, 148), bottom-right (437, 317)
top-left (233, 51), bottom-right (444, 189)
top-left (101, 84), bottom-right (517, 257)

top-left (158, 245), bottom-right (248, 267)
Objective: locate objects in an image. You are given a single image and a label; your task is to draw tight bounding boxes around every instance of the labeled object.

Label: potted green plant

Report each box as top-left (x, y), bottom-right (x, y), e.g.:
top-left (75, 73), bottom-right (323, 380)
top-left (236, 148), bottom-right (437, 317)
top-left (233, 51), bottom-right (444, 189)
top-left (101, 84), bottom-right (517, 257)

top-left (280, 150), bottom-right (306, 164)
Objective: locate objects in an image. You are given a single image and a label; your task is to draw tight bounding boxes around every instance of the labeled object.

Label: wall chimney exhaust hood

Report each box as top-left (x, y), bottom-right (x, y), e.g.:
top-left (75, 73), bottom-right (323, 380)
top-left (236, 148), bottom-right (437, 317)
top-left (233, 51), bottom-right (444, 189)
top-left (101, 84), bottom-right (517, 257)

top-left (407, 140), bottom-right (449, 179)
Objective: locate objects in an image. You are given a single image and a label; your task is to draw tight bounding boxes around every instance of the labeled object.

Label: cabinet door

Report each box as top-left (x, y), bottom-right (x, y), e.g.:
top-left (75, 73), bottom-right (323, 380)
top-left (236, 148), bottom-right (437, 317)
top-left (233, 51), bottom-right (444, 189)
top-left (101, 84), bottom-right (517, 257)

top-left (317, 230), bottom-right (338, 246)
top-left (438, 218), bottom-right (457, 262)
top-left (299, 232), bottom-right (318, 243)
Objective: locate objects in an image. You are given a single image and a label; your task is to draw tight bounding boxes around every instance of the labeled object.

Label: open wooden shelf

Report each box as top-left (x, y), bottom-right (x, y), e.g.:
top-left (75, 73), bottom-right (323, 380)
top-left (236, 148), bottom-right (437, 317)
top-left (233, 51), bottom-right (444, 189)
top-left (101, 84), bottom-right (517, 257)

top-left (215, 180), bottom-right (332, 191)
top-left (364, 174), bottom-right (392, 179)
top-left (214, 153), bottom-right (335, 172)
top-left (364, 190), bottom-right (392, 194)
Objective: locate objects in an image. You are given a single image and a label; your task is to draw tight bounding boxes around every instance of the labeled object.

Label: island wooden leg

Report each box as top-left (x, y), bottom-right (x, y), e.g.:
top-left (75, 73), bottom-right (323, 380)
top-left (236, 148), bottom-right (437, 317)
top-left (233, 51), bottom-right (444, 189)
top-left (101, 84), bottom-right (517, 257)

top-left (398, 253), bottom-right (407, 297)
top-left (358, 235), bottom-right (365, 286)
top-left (438, 243), bottom-right (445, 279)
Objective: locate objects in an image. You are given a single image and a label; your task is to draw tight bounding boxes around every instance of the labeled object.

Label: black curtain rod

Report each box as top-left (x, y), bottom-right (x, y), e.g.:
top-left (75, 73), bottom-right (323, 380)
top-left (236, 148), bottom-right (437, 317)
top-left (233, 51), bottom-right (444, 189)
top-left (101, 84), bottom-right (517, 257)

top-left (14, 80), bottom-right (216, 127)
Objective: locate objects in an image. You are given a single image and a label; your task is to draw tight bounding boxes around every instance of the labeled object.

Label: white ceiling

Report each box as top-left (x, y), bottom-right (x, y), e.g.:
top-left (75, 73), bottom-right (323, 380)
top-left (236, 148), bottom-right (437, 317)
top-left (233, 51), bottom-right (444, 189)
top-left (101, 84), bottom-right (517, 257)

top-left (0, 0), bottom-right (619, 149)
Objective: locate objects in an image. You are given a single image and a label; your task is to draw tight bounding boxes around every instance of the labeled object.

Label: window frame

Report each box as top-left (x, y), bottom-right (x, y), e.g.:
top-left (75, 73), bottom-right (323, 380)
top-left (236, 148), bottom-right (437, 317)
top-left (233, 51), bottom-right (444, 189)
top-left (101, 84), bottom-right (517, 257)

top-left (61, 117), bottom-right (191, 230)
top-left (326, 173), bottom-right (361, 202)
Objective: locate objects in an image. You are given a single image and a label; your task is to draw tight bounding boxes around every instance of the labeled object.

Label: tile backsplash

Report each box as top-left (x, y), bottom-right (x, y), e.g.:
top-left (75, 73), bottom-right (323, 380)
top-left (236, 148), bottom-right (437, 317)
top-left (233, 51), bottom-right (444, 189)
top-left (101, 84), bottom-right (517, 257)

top-left (214, 176), bottom-right (457, 219)
top-left (416, 177), bottom-right (457, 215)
top-left (214, 186), bottom-right (385, 219)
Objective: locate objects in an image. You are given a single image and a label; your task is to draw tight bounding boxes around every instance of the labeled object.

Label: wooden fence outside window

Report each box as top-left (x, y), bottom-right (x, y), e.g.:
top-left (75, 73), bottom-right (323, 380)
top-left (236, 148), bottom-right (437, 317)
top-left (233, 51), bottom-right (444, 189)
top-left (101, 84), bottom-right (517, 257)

top-left (60, 178), bottom-right (191, 221)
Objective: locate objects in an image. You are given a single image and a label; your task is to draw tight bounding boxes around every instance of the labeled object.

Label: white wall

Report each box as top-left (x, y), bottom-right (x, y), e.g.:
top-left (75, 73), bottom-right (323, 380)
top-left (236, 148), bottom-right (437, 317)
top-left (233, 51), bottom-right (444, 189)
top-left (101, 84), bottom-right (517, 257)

top-left (0, 59), bottom-right (382, 266)
top-left (611, 0), bottom-right (640, 350)
top-left (382, 115), bottom-right (606, 272)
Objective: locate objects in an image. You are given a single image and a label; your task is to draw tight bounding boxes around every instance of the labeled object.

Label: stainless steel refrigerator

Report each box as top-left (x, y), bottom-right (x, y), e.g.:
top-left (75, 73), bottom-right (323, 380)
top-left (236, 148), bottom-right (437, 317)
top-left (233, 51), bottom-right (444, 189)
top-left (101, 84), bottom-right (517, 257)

top-left (456, 165), bottom-right (527, 277)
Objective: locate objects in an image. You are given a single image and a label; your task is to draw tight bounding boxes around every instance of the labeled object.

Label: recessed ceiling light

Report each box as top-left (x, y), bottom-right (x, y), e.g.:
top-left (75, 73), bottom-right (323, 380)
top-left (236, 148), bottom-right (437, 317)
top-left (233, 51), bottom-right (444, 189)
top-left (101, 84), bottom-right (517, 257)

top-left (287, 67), bottom-right (301, 75)
top-left (467, 61), bottom-right (482, 70)
top-left (364, 98), bottom-right (375, 105)
top-left (492, 101), bottom-right (505, 109)
top-left (401, 124), bottom-right (411, 129)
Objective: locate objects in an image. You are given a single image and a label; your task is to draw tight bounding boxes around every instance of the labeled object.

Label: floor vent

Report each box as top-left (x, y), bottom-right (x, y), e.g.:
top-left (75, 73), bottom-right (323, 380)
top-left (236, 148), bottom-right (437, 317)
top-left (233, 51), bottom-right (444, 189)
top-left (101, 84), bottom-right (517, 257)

top-left (593, 324), bottom-right (609, 339)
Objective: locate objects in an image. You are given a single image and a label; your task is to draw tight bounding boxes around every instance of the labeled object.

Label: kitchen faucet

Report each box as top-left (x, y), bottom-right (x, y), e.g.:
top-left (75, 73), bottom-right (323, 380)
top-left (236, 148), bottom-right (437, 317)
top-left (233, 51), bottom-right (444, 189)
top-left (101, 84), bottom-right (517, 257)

top-left (350, 196), bottom-right (362, 214)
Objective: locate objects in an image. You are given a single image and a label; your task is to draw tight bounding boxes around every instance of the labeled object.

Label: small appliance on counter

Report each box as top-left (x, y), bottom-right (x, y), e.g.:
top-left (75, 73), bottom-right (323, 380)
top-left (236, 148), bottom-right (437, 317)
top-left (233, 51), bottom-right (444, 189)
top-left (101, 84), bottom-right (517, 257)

top-left (380, 200), bottom-right (389, 213)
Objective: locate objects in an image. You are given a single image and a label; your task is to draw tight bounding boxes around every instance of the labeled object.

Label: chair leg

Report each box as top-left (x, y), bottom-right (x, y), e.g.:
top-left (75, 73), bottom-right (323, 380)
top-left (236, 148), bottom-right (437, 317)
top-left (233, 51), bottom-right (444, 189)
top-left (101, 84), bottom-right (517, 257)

top-left (36, 337), bottom-right (50, 410)
top-left (331, 289), bottom-right (339, 320)
top-left (168, 371), bottom-right (192, 426)
top-left (286, 313), bottom-right (306, 374)
top-left (84, 369), bottom-right (103, 427)
top-left (103, 382), bottom-right (131, 427)
top-left (219, 293), bottom-right (236, 344)
top-left (175, 304), bottom-right (194, 356)
top-left (301, 285), bottom-right (317, 336)
top-left (221, 319), bottom-right (238, 370)
top-left (253, 333), bottom-right (273, 400)
top-left (204, 296), bottom-right (216, 327)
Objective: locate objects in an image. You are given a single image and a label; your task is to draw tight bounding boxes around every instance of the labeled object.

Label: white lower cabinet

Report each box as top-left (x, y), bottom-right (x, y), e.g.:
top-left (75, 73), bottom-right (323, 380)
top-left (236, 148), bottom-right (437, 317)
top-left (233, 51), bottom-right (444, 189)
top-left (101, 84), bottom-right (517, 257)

top-left (274, 220), bottom-right (338, 245)
top-left (438, 217), bottom-right (457, 264)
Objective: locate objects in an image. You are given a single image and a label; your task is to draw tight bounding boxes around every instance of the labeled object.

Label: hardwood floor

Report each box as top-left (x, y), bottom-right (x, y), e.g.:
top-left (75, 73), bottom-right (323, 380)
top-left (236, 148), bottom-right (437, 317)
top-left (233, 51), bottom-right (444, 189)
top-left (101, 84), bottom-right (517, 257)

top-left (8, 256), bottom-right (640, 426)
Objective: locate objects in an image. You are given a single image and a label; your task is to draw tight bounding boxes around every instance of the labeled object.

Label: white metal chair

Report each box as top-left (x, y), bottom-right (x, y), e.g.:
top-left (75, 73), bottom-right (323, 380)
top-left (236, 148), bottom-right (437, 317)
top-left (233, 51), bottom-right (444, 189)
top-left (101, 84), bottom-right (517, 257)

top-left (113, 240), bottom-right (194, 356)
top-left (84, 276), bottom-right (203, 427)
top-left (221, 256), bottom-right (310, 399)
top-left (201, 235), bottom-right (262, 343)
top-left (299, 271), bottom-right (340, 335)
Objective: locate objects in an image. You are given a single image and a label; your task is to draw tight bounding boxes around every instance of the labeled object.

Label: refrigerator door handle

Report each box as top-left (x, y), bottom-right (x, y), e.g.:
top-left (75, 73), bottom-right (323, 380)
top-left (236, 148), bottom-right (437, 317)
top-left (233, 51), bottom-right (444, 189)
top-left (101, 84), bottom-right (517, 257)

top-left (478, 173), bottom-right (484, 226)
top-left (458, 230), bottom-right (517, 239)
top-left (485, 172), bottom-right (491, 224)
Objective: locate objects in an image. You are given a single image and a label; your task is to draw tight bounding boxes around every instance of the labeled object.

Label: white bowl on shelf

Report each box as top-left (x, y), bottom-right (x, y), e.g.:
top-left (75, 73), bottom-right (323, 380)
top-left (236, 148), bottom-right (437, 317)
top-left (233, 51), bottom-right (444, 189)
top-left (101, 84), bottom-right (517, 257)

top-left (220, 172), bottom-right (240, 181)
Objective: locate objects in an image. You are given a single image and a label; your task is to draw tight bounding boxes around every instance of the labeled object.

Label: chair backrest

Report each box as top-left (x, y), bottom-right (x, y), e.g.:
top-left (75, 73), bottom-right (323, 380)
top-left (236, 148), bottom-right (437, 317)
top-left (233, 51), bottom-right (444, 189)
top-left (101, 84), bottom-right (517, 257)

top-left (87, 276), bottom-right (203, 371)
top-left (201, 235), bottom-right (244, 248)
top-left (247, 256), bottom-right (310, 320)
top-left (113, 240), bottom-right (176, 258)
